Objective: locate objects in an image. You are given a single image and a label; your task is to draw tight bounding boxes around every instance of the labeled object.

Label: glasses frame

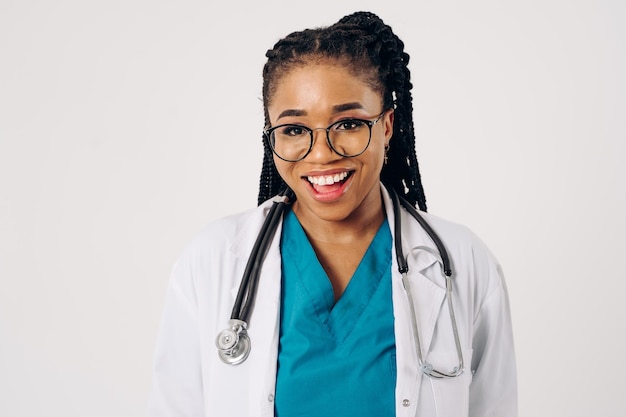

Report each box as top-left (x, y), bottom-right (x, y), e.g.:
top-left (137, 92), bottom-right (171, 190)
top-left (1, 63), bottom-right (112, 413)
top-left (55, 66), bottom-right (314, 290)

top-left (264, 110), bottom-right (387, 162)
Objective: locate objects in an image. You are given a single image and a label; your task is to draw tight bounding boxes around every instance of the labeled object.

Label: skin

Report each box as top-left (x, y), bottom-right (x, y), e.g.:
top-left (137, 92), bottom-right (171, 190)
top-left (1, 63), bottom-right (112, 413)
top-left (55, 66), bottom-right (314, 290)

top-left (267, 61), bottom-right (394, 300)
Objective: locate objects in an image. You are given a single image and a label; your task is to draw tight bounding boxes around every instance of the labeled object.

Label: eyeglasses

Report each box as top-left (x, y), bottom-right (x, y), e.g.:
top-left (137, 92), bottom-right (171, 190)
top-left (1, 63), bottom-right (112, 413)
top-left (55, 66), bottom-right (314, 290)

top-left (264, 111), bottom-right (387, 162)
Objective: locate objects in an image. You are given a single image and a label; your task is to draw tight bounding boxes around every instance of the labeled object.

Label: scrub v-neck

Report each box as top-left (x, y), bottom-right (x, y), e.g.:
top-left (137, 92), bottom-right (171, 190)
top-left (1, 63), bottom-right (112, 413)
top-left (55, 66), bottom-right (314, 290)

top-left (275, 209), bottom-right (396, 417)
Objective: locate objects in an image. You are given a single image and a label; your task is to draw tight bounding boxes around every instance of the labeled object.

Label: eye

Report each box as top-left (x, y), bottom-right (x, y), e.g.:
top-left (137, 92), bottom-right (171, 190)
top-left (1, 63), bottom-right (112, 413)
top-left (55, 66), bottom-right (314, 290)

top-left (277, 125), bottom-right (308, 137)
top-left (333, 119), bottom-right (367, 131)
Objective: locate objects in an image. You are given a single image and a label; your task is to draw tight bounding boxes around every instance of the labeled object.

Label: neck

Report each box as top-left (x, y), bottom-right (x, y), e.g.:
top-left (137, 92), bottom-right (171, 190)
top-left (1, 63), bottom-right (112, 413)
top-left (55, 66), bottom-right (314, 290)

top-left (292, 190), bottom-right (385, 245)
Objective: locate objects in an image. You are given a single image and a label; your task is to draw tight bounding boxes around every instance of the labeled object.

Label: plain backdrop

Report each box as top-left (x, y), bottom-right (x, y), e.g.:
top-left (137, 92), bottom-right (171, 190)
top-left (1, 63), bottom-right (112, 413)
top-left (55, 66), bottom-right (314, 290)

top-left (1, 0), bottom-right (625, 416)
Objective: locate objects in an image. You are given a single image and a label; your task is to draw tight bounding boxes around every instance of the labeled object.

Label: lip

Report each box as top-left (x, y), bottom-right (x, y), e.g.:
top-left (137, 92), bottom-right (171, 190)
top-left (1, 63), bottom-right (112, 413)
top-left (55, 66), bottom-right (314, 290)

top-left (301, 168), bottom-right (355, 203)
top-left (303, 167), bottom-right (352, 176)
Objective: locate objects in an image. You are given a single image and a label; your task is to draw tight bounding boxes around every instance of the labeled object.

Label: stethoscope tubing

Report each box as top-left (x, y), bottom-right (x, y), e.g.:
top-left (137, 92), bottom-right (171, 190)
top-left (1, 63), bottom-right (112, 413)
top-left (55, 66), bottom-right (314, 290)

top-left (388, 186), bottom-right (464, 378)
top-left (390, 189), bottom-right (451, 277)
top-left (231, 189), bottom-right (295, 324)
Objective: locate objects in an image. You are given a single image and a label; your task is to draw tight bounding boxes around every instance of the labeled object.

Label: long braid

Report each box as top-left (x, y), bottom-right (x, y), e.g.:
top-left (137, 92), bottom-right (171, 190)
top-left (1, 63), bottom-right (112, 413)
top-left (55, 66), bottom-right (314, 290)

top-left (258, 11), bottom-right (427, 211)
top-left (258, 139), bottom-right (287, 206)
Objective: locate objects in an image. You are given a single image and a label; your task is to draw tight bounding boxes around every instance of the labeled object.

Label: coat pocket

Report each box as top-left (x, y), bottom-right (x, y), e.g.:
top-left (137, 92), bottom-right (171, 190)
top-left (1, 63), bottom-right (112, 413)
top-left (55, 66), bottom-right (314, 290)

top-left (423, 349), bottom-right (473, 417)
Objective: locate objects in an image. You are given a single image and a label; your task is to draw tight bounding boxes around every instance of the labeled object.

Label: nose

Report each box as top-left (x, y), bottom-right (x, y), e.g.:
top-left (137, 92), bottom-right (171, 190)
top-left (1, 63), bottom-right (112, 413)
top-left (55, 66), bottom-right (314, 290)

top-left (305, 128), bottom-right (340, 162)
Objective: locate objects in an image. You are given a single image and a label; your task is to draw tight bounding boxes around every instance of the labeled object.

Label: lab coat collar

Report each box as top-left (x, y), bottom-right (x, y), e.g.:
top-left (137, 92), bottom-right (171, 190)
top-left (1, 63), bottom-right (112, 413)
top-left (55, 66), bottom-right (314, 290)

top-left (380, 184), bottom-right (446, 277)
top-left (230, 186), bottom-right (445, 274)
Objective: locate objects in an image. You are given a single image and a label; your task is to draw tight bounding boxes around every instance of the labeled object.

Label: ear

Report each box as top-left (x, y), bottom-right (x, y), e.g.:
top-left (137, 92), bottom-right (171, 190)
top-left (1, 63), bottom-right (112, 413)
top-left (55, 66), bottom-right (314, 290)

top-left (383, 109), bottom-right (394, 145)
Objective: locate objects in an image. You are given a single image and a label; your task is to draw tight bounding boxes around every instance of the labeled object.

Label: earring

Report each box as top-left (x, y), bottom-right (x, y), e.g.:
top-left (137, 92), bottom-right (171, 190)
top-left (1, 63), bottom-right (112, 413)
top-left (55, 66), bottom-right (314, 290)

top-left (384, 144), bottom-right (390, 165)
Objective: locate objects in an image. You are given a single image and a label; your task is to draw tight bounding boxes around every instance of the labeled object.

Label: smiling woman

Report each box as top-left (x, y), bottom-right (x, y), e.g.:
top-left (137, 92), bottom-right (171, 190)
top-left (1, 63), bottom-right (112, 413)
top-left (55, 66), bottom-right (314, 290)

top-left (148, 11), bottom-right (517, 417)
top-left (269, 63), bottom-right (391, 221)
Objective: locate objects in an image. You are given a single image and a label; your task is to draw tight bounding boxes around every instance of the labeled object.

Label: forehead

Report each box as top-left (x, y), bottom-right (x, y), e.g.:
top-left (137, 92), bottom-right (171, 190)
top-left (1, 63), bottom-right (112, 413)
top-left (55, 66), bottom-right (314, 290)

top-left (267, 63), bottom-right (383, 118)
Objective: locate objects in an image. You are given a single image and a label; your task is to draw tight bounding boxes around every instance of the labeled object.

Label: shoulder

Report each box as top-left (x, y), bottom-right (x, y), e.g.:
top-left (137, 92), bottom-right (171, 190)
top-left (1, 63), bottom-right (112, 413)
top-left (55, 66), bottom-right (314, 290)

top-left (381, 185), bottom-right (497, 267)
top-left (177, 201), bottom-right (271, 263)
top-left (419, 211), bottom-right (497, 262)
top-left (164, 202), bottom-right (273, 304)
top-left (417, 211), bottom-right (505, 298)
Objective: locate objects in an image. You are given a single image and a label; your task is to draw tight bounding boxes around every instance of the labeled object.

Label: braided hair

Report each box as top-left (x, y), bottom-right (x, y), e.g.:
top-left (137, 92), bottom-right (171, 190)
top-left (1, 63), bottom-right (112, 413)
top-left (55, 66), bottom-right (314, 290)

top-left (258, 11), bottom-right (427, 211)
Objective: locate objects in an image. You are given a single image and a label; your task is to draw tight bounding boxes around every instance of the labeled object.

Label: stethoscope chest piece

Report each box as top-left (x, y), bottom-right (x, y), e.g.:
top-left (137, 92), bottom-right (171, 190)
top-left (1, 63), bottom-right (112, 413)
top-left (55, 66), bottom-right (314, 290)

top-left (216, 319), bottom-right (251, 365)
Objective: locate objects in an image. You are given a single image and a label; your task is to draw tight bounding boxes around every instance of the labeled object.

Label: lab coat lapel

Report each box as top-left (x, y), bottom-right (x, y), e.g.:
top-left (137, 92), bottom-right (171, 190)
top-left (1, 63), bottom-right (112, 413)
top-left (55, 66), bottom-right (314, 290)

top-left (383, 185), bottom-right (447, 358)
top-left (383, 186), bottom-right (447, 413)
top-left (405, 251), bottom-right (447, 355)
top-left (229, 202), bottom-right (283, 415)
top-left (249, 231), bottom-right (282, 416)
top-left (229, 201), bottom-right (282, 306)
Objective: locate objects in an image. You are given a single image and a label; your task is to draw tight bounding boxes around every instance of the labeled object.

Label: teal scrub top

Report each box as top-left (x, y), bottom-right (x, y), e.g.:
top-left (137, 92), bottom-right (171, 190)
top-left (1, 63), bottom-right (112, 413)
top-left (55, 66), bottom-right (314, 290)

top-left (275, 209), bottom-right (396, 416)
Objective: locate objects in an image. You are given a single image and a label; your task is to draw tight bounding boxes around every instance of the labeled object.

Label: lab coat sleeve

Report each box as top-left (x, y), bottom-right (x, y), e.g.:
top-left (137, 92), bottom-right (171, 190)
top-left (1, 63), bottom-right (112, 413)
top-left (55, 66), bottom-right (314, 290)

top-left (469, 261), bottom-right (518, 417)
top-left (148, 258), bottom-right (205, 417)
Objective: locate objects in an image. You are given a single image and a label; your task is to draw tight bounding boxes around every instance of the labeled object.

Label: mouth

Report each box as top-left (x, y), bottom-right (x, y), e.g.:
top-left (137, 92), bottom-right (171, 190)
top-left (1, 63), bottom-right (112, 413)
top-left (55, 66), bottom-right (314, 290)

top-left (303, 170), bottom-right (354, 195)
top-left (306, 171), bottom-right (352, 186)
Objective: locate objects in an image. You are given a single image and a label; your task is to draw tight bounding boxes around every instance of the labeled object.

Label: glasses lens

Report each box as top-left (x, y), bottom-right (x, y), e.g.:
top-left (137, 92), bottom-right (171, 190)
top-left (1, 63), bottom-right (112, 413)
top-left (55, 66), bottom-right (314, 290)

top-left (328, 119), bottom-right (371, 157)
top-left (270, 125), bottom-right (311, 161)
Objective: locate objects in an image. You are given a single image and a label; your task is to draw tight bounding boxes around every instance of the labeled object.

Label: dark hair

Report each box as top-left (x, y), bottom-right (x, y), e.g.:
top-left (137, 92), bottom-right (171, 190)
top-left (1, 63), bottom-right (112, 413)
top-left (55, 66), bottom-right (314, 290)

top-left (257, 11), bottom-right (427, 211)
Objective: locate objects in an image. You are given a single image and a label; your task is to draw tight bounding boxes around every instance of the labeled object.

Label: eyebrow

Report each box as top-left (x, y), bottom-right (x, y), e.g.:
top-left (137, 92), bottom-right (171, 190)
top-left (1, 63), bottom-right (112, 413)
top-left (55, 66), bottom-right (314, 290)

top-left (332, 102), bottom-right (365, 113)
top-left (276, 109), bottom-right (306, 119)
top-left (276, 102), bottom-right (365, 121)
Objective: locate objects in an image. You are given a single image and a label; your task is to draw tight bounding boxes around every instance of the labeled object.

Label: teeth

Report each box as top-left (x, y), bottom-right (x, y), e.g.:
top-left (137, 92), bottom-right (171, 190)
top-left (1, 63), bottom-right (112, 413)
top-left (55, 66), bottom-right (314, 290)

top-left (307, 171), bottom-right (349, 186)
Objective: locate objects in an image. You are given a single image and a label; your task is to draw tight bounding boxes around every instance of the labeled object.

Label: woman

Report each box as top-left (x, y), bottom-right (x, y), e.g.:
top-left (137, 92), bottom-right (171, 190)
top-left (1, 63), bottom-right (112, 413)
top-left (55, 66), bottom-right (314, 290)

top-left (149, 11), bottom-right (517, 417)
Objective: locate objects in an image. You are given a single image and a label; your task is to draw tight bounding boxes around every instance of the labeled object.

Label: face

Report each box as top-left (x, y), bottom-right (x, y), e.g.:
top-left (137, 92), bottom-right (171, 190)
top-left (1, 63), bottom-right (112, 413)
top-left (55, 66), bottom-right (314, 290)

top-left (266, 62), bottom-right (394, 224)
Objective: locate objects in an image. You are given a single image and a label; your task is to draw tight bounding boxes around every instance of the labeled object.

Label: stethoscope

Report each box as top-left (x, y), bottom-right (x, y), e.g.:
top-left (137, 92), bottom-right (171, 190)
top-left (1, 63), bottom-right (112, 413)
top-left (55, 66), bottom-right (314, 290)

top-left (215, 185), bottom-right (464, 379)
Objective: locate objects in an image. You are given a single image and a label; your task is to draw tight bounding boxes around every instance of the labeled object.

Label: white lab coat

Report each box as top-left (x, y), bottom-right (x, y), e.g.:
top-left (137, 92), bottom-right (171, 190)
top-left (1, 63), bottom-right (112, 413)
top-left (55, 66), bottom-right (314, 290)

top-left (148, 185), bottom-right (517, 417)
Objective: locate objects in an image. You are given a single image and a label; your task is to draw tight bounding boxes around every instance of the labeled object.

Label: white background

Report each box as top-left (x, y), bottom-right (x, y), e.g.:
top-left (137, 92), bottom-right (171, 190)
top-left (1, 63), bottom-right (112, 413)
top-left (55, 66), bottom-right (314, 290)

top-left (1, 0), bottom-right (625, 415)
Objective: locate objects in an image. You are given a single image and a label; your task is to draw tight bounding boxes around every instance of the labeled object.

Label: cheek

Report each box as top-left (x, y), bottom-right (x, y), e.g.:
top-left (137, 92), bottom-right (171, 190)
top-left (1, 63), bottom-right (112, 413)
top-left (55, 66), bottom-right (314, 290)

top-left (272, 157), bottom-right (292, 183)
top-left (368, 146), bottom-right (386, 170)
